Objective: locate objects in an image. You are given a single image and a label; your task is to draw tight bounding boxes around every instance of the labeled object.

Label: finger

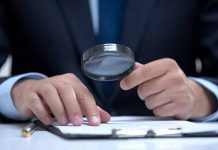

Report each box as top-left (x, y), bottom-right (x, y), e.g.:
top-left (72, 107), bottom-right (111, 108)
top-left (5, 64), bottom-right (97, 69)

top-left (174, 113), bottom-right (190, 120)
top-left (64, 74), bottom-right (100, 126)
top-left (135, 62), bottom-right (143, 69)
top-left (97, 106), bottom-right (111, 123)
top-left (137, 75), bottom-right (166, 100)
top-left (55, 82), bottom-right (83, 126)
top-left (121, 59), bottom-right (177, 90)
top-left (28, 93), bottom-right (52, 125)
top-left (41, 99), bottom-right (52, 114)
top-left (77, 93), bottom-right (100, 126)
top-left (120, 62), bottom-right (143, 88)
top-left (144, 90), bottom-right (174, 110)
top-left (153, 102), bottom-right (177, 117)
top-left (38, 84), bottom-right (68, 125)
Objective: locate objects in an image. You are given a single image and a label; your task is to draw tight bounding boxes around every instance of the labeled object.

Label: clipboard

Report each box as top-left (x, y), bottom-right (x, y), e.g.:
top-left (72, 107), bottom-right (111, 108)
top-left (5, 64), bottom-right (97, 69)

top-left (34, 119), bottom-right (112, 139)
top-left (34, 119), bottom-right (181, 139)
top-left (32, 118), bottom-right (218, 139)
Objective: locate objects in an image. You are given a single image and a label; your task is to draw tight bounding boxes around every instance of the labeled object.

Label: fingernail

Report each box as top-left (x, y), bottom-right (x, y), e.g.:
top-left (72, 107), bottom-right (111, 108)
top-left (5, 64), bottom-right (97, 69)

top-left (90, 116), bottom-right (100, 125)
top-left (72, 116), bottom-right (83, 126)
top-left (120, 80), bottom-right (128, 90)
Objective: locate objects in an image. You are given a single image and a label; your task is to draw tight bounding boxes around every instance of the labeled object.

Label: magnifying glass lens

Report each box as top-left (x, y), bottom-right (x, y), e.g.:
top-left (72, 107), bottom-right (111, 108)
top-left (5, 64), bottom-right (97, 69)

top-left (82, 44), bottom-right (135, 81)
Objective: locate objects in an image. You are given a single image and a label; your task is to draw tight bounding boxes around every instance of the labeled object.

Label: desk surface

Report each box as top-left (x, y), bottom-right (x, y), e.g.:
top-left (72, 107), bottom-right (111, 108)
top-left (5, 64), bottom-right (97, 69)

top-left (1, 121), bottom-right (218, 150)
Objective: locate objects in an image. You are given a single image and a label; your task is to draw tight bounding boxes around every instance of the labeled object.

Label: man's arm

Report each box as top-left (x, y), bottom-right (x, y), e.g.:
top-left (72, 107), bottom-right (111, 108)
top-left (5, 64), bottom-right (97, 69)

top-left (0, 2), bottom-right (111, 125)
top-left (0, 73), bottom-right (47, 120)
top-left (0, 72), bottom-right (111, 125)
top-left (190, 77), bottom-right (218, 121)
top-left (120, 60), bottom-right (218, 121)
top-left (119, 0), bottom-right (218, 121)
top-left (0, 74), bottom-right (43, 123)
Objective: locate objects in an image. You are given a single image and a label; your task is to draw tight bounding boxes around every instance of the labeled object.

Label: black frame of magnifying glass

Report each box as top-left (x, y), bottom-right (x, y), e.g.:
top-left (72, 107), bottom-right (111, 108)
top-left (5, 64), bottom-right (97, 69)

top-left (81, 43), bottom-right (135, 81)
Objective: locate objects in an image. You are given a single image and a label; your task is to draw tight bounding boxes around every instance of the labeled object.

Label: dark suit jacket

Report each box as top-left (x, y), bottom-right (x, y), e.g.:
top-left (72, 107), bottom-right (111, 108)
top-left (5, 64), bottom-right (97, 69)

top-left (0, 0), bottom-right (218, 120)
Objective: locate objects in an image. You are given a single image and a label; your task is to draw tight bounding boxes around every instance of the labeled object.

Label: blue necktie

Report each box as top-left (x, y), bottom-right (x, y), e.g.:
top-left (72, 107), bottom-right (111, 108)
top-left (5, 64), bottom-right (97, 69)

top-left (97, 0), bottom-right (125, 102)
top-left (98, 0), bottom-right (125, 43)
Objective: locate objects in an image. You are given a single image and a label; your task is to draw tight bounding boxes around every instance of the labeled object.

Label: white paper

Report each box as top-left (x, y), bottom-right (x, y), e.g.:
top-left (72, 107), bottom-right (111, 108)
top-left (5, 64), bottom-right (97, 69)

top-left (52, 116), bottom-right (208, 135)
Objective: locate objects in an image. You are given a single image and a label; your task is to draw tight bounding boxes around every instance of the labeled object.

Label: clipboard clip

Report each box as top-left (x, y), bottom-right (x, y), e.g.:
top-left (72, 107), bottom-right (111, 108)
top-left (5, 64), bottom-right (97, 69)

top-left (112, 128), bottom-right (183, 138)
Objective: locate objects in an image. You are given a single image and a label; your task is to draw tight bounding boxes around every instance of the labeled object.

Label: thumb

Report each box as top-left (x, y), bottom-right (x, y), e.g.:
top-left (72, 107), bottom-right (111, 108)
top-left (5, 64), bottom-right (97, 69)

top-left (135, 62), bottom-right (143, 69)
top-left (120, 62), bottom-right (143, 90)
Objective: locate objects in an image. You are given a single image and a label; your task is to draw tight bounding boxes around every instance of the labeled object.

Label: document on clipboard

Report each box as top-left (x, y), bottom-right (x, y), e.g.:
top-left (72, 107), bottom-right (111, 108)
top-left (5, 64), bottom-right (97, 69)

top-left (33, 116), bottom-right (218, 139)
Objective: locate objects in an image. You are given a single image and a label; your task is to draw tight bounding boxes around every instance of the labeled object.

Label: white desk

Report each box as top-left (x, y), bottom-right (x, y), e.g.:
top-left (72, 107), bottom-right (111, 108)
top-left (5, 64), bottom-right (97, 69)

top-left (1, 121), bottom-right (218, 150)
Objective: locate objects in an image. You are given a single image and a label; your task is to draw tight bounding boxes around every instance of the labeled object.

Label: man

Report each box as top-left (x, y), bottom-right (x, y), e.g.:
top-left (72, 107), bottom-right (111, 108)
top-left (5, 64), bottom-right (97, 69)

top-left (0, 0), bottom-right (218, 125)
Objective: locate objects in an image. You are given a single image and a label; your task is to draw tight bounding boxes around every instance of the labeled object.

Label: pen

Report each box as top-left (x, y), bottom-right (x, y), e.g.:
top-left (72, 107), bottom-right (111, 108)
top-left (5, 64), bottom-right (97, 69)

top-left (22, 119), bottom-right (37, 137)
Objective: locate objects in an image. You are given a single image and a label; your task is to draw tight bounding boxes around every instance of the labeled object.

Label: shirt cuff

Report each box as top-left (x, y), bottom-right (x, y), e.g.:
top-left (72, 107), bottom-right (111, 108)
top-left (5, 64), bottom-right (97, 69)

top-left (0, 73), bottom-right (47, 120)
top-left (189, 77), bottom-right (218, 122)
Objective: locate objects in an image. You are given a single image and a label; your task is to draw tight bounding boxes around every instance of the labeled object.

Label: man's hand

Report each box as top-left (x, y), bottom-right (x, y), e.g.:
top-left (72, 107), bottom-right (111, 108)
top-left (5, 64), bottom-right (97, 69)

top-left (12, 73), bottom-right (111, 126)
top-left (120, 58), bottom-right (217, 120)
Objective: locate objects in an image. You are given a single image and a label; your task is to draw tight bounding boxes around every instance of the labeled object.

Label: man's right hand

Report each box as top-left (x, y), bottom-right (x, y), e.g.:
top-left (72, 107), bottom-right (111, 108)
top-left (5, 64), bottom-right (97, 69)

top-left (11, 73), bottom-right (111, 126)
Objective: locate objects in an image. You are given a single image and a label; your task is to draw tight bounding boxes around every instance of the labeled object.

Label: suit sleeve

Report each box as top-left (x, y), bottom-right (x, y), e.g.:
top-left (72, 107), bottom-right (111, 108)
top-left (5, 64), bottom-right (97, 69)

top-left (197, 0), bottom-right (218, 80)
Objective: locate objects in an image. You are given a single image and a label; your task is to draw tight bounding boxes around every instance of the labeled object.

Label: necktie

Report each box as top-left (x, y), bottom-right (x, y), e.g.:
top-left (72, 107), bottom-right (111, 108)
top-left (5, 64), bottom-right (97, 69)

top-left (97, 0), bottom-right (125, 102)
top-left (98, 0), bottom-right (125, 43)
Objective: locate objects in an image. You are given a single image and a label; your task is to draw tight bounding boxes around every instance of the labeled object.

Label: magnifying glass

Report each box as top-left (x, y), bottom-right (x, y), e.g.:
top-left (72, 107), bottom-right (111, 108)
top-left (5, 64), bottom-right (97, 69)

top-left (81, 43), bottom-right (135, 81)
